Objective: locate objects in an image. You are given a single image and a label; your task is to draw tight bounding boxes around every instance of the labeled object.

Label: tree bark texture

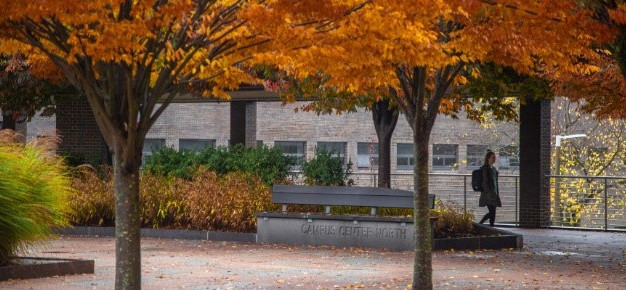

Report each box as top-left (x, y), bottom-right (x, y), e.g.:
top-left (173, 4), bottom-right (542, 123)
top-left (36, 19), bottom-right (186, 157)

top-left (113, 152), bottom-right (142, 289)
top-left (372, 100), bottom-right (399, 188)
top-left (390, 65), bottom-right (461, 289)
top-left (412, 131), bottom-right (433, 289)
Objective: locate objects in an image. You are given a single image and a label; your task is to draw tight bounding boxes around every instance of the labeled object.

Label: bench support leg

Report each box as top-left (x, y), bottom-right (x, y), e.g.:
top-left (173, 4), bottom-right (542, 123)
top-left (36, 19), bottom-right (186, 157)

top-left (282, 204), bottom-right (287, 213)
top-left (370, 207), bottom-right (377, 216)
top-left (325, 206), bottom-right (331, 215)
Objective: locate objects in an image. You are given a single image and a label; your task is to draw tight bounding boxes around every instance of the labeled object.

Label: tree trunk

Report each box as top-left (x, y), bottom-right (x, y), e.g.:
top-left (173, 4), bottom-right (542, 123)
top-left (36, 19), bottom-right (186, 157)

top-left (412, 130), bottom-right (432, 289)
top-left (113, 151), bottom-right (142, 289)
top-left (372, 100), bottom-right (399, 188)
top-left (1, 110), bottom-right (16, 130)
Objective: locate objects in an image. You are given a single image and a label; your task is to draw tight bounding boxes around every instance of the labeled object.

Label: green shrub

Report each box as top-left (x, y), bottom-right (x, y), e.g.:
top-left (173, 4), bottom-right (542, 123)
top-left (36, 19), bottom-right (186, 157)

top-left (229, 144), bottom-right (293, 185)
top-left (432, 201), bottom-right (475, 238)
top-left (142, 147), bottom-right (198, 179)
top-left (59, 149), bottom-right (106, 167)
top-left (144, 144), bottom-right (293, 185)
top-left (0, 130), bottom-right (71, 265)
top-left (301, 149), bottom-right (353, 186)
top-left (183, 169), bottom-right (277, 232)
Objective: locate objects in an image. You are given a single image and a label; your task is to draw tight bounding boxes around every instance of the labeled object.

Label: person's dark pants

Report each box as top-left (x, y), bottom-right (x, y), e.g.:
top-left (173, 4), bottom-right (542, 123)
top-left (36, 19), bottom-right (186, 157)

top-left (479, 205), bottom-right (496, 226)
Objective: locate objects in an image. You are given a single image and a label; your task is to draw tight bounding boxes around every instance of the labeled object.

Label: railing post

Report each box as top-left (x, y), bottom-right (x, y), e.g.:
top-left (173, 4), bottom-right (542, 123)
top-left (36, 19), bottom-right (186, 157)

top-left (463, 175), bottom-right (467, 214)
top-left (373, 173), bottom-right (377, 187)
top-left (604, 177), bottom-right (608, 231)
top-left (515, 176), bottom-right (519, 226)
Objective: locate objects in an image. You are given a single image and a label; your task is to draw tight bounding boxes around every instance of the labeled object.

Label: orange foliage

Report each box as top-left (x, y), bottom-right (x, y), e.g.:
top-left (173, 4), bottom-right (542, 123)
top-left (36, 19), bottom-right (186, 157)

top-left (246, 0), bottom-right (612, 103)
top-left (0, 0), bottom-right (261, 99)
top-left (0, 40), bottom-right (64, 83)
top-left (609, 3), bottom-right (626, 25)
top-left (553, 53), bottom-right (626, 119)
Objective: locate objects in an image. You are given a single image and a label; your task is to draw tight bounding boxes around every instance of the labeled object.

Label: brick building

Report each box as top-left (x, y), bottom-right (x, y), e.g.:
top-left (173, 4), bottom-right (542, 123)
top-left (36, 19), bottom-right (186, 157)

top-left (26, 98), bottom-right (560, 227)
top-left (27, 100), bottom-right (521, 174)
top-left (140, 101), bottom-right (521, 175)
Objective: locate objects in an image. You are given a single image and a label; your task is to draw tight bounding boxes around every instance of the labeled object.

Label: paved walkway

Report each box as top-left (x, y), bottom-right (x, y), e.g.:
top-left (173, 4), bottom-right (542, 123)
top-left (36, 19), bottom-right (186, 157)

top-left (1, 228), bottom-right (625, 289)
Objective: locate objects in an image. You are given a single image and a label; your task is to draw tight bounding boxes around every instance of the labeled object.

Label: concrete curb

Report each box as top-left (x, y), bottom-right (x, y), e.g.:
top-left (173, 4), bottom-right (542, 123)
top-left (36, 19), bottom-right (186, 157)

top-left (433, 223), bottom-right (523, 251)
top-left (54, 224), bottom-right (521, 252)
top-left (0, 257), bottom-right (94, 281)
top-left (53, 227), bottom-right (256, 243)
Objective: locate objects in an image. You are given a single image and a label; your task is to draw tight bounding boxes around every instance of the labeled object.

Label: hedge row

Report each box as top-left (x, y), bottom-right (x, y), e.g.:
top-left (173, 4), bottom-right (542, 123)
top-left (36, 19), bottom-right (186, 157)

top-left (69, 166), bottom-right (475, 237)
top-left (69, 167), bottom-right (277, 232)
top-left (143, 144), bottom-right (292, 185)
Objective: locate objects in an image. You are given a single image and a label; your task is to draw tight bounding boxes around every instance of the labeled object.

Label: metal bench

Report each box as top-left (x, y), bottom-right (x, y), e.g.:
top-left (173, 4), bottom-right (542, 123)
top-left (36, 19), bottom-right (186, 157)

top-left (273, 185), bottom-right (435, 215)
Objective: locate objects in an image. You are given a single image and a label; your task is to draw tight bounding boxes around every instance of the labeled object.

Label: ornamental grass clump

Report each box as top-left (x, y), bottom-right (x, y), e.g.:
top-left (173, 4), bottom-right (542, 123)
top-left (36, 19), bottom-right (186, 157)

top-left (183, 169), bottom-right (276, 232)
top-left (432, 201), bottom-right (475, 239)
top-left (0, 130), bottom-right (71, 265)
top-left (140, 173), bottom-right (189, 229)
top-left (67, 165), bottom-right (115, 227)
top-left (69, 166), bottom-right (275, 232)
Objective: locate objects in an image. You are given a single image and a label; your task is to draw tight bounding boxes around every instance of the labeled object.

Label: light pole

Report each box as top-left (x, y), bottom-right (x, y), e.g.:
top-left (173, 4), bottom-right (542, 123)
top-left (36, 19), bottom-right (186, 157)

top-left (554, 134), bottom-right (587, 225)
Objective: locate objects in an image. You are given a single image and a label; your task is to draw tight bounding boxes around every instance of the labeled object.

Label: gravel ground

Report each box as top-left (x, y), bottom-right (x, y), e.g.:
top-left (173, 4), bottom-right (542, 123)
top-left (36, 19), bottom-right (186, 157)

top-left (1, 228), bottom-right (625, 289)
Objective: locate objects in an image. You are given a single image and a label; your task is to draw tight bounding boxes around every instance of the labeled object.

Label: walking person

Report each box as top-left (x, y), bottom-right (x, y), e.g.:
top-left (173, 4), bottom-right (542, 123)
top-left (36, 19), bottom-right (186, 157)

top-left (479, 150), bottom-right (501, 226)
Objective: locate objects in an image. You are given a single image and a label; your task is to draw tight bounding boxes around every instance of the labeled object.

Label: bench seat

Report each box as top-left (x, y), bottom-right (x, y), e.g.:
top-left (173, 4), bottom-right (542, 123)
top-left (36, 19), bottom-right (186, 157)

top-left (273, 185), bottom-right (435, 215)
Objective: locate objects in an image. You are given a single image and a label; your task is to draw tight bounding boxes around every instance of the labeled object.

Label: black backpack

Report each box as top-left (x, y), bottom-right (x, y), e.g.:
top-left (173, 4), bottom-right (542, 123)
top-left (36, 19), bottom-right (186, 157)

top-left (471, 167), bottom-right (483, 192)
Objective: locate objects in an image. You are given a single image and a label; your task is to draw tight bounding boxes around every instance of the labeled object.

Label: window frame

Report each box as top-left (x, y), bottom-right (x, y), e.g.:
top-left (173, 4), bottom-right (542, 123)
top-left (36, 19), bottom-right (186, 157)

top-left (396, 143), bottom-right (415, 170)
top-left (432, 144), bottom-right (458, 170)
top-left (498, 145), bottom-right (520, 169)
top-left (357, 142), bottom-right (379, 169)
top-left (466, 144), bottom-right (488, 169)
top-left (142, 138), bottom-right (166, 165)
top-left (317, 141), bottom-right (348, 165)
top-left (178, 138), bottom-right (215, 151)
top-left (275, 141), bottom-right (307, 170)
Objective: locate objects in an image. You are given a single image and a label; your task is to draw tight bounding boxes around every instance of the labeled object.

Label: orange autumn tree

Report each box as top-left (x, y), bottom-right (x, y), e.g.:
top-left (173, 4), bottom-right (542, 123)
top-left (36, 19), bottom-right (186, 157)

top-left (245, 0), bottom-right (609, 288)
top-left (0, 1), bottom-right (264, 289)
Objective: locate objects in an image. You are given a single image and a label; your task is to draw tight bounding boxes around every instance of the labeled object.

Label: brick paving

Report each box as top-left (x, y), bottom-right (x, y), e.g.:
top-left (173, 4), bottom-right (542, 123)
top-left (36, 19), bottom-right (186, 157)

top-left (1, 228), bottom-right (625, 289)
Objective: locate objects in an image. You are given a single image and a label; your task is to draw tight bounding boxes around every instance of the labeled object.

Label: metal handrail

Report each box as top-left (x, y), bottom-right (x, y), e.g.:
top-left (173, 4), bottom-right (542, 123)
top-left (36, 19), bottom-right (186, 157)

top-left (549, 174), bottom-right (625, 232)
top-left (547, 174), bottom-right (626, 180)
top-left (347, 172), bottom-right (521, 179)
top-left (288, 171), bottom-right (626, 232)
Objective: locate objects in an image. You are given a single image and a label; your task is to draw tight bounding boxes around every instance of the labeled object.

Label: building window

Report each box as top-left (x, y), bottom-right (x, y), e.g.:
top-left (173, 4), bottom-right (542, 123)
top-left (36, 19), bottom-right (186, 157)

top-left (357, 142), bottom-right (379, 169)
top-left (467, 145), bottom-right (489, 169)
top-left (317, 142), bottom-right (347, 165)
top-left (432, 144), bottom-right (458, 170)
top-left (179, 139), bottom-right (215, 151)
top-left (397, 143), bottom-right (414, 170)
top-left (142, 138), bottom-right (166, 165)
top-left (498, 145), bottom-right (519, 169)
top-left (275, 141), bottom-right (306, 169)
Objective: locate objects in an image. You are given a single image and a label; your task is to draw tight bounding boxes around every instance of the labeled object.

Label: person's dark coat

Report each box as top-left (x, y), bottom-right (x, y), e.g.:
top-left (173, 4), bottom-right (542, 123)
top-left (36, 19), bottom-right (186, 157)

top-left (479, 165), bottom-right (502, 207)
